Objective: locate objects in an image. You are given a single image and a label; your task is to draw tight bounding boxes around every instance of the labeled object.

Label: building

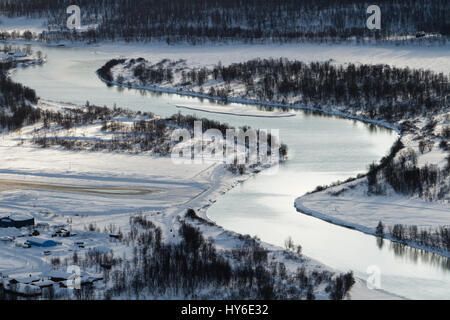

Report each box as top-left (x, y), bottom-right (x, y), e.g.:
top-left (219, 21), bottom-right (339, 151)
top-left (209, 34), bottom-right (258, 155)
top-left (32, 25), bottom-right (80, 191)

top-left (44, 270), bottom-right (72, 283)
top-left (25, 238), bottom-right (58, 248)
top-left (0, 214), bottom-right (35, 228)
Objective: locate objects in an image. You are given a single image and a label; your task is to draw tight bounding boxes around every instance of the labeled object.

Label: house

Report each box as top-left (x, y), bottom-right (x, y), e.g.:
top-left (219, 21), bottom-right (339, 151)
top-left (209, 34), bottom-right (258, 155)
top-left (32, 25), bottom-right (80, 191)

top-left (52, 228), bottom-right (72, 237)
top-left (44, 270), bottom-right (72, 282)
top-left (25, 238), bottom-right (58, 248)
top-left (0, 214), bottom-right (35, 228)
top-left (7, 275), bottom-right (40, 285)
top-left (44, 270), bottom-right (103, 288)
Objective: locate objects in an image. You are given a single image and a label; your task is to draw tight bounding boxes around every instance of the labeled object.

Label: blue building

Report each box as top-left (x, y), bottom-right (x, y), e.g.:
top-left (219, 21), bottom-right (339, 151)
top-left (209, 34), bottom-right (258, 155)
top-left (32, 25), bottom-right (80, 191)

top-left (26, 238), bottom-right (58, 248)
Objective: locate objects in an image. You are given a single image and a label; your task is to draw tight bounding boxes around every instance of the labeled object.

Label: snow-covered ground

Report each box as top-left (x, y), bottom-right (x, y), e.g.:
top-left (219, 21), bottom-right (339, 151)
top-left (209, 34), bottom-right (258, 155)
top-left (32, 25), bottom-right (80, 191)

top-left (174, 104), bottom-right (296, 118)
top-left (296, 180), bottom-right (449, 234)
top-left (3, 37), bottom-right (448, 75)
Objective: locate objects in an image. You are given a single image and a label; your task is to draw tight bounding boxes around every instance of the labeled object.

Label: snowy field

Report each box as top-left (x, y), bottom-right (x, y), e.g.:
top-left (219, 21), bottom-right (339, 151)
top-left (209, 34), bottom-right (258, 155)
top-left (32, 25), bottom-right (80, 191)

top-left (296, 181), bottom-right (450, 235)
top-left (174, 104), bottom-right (296, 118)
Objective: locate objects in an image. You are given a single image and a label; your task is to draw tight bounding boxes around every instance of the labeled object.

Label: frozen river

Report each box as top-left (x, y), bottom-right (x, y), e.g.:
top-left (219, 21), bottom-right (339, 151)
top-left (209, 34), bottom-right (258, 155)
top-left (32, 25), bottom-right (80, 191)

top-left (10, 42), bottom-right (450, 299)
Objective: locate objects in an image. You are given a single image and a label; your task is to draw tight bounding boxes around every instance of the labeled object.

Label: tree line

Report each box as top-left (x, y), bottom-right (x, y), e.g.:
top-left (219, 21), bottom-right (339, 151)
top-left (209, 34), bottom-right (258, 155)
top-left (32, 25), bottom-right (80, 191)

top-left (108, 57), bottom-right (449, 121)
top-left (0, 70), bottom-right (40, 131)
top-left (211, 59), bottom-right (448, 120)
top-left (376, 221), bottom-right (450, 252)
top-left (0, 0), bottom-right (448, 44)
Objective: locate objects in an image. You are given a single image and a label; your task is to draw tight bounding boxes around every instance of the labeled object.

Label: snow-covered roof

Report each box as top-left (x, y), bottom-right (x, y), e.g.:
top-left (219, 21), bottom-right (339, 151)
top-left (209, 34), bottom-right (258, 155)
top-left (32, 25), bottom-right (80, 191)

top-left (44, 270), bottom-right (72, 280)
top-left (33, 279), bottom-right (55, 287)
top-left (8, 275), bottom-right (40, 284)
top-left (0, 213), bottom-right (34, 221)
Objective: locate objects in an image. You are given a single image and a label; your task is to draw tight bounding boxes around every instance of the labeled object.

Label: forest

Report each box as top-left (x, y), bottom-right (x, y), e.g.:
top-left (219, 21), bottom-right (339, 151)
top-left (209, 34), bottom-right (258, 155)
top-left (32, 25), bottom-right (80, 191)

top-left (106, 57), bottom-right (449, 120)
top-left (0, 70), bottom-right (40, 131)
top-left (0, 0), bottom-right (448, 44)
top-left (375, 221), bottom-right (450, 252)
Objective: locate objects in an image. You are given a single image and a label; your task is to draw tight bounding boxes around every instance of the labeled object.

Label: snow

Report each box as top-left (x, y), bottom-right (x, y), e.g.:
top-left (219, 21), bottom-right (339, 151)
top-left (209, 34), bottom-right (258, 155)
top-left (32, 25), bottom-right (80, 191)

top-left (0, 100), bottom-right (229, 277)
top-left (349, 278), bottom-right (404, 300)
top-left (296, 179), bottom-right (450, 232)
top-left (174, 104), bottom-right (296, 118)
top-left (95, 41), bottom-right (450, 74)
top-left (0, 212), bottom-right (33, 220)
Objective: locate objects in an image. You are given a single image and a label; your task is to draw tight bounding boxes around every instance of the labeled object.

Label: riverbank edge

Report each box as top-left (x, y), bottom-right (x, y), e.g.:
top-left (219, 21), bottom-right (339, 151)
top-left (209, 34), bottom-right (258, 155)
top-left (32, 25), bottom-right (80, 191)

top-left (295, 196), bottom-right (450, 259)
top-left (95, 70), bottom-right (401, 134)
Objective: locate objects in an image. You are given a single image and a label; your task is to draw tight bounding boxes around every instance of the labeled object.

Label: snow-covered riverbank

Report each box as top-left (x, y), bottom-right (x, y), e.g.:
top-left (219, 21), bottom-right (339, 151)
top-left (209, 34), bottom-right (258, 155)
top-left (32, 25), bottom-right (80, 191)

top-left (96, 63), bottom-right (401, 134)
